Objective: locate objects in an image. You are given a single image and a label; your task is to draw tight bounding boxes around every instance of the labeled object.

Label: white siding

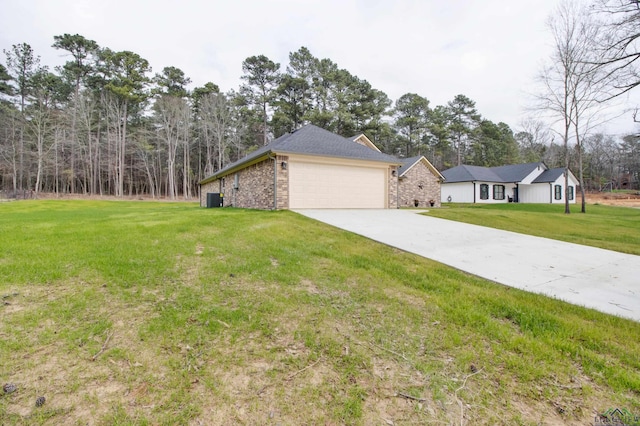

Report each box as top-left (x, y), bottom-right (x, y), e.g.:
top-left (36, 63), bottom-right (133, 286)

top-left (486, 182), bottom-right (516, 203)
top-left (519, 184), bottom-right (552, 203)
top-left (441, 182), bottom-right (474, 203)
top-left (519, 179), bottom-right (577, 204)
top-left (549, 175), bottom-right (578, 204)
top-left (442, 182), bottom-right (517, 203)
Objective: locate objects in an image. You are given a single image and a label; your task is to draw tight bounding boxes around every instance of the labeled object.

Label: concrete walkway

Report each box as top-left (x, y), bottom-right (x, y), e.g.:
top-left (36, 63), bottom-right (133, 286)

top-left (295, 209), bottom-right (640, 322)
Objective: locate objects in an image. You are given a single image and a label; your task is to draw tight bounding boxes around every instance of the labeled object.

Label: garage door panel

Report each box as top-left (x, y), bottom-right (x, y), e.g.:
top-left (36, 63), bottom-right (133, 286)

top-left (289, 161), bottom-right (386, 208)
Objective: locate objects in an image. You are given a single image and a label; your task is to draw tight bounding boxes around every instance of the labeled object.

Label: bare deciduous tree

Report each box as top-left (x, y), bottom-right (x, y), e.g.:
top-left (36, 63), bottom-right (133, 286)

top-left (154, 95), bottom-right (190, 200)
top-left (536, 0), bottom-right (614, 213)
top-left (200, 93), bottom-right (231, 172)
top-left (592, 0), bottom-right (640, 99)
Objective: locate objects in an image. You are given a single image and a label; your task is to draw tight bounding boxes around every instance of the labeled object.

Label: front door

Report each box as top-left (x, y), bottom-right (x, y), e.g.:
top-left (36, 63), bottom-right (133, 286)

top-left (512, 187), bottom-right (519, 203)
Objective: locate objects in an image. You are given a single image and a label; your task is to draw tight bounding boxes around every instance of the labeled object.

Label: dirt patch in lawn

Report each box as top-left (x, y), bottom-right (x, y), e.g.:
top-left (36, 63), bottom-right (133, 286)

top-left (586, 191), bottom-right (640, 207)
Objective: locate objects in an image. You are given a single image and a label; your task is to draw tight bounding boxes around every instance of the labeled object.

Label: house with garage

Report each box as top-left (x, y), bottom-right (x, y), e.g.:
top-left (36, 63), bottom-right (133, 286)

top-left (198, 124), bottom-right (443, 209)
top-left (440, 162), bottom-right (578, 204)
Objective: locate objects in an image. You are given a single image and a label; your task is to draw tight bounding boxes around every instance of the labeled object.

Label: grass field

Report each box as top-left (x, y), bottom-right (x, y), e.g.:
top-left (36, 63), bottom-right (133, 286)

top-left (426, 203), bottom-right (640, 255)
top-left (1, 200), bottom-right (639, 425)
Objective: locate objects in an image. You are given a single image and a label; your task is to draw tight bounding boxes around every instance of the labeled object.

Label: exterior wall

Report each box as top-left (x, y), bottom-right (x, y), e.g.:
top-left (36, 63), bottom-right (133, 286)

top-left (519, 184), bottom-right (551, 203)
top-left (388, 166), bottom-right (398, 208)
top-left (476, 182), bottom-right (516, 203)
top-left (213, 159), bottom-right (275, 209)
top-left (275, 155), bottom-right (289, 209)
top-left (519, 179), bottom-right (577, 204)
top-left (398, 162), bottom-right (441, 207)
top-left (199, 179), bottom-right (221, 207)
top-left (441, 182), bottom-right (516, 203)
top-left (441, 182), bottom-right (474, 203)
top-left (549, 176), bottom-right (577, 204)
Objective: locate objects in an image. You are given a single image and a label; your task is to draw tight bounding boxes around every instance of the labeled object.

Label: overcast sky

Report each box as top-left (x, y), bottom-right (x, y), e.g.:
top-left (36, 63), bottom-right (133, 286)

top-left (2, 0), bottom-right (639, 137)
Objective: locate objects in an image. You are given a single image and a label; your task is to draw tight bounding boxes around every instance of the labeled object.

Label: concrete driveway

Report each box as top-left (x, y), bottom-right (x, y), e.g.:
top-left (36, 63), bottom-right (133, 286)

top-left (295, 209), bottom-right (640, 322)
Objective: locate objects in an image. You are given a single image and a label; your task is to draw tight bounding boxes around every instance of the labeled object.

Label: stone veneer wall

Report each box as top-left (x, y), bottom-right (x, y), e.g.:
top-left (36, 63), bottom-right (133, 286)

top-left (398, 162), bottom-right (441, 208)
top-left (388, 166), bottom-right (398, 208)
top-left (200, 157), bottom-right (290, 210)
top-left (199, 179), bottom-right (221, 207)
top-left (275, 155), bottom-right (289, 209)
top-left (226, 159), bottom-right (275, 209)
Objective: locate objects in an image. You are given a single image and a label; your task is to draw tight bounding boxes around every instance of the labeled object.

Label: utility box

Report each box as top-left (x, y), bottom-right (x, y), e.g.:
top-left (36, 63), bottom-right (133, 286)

top-left (206, 193), bottom-right (223, 208)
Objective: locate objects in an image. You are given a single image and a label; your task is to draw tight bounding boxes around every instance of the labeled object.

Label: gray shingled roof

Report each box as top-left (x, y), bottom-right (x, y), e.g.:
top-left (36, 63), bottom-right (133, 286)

top-left (398, 156), bottom-right (422, 176)
top-left (441, 162), bottom-right (544, 183)
top-left (532, 168), bottom-right (565, 183)
top-left (491, 163), bottom-right (542, 182)
top-left (441, 165), bottom-right (503, 183)
top-left (200, 124), bottom-right (400, 182)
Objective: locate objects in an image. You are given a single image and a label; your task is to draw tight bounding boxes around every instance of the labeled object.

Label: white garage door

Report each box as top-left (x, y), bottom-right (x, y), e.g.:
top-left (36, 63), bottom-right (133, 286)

top-left (289, 161), bottom-right (386, 208)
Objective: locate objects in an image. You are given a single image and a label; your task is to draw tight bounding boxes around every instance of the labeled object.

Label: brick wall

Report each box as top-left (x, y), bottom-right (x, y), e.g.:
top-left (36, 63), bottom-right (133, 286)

top-left (225, 160), bottom-right (275, 209)
top-left (388, 166), bottom-right (398, 208)
top-left (200, 157), bottom-right (291, 210)
top-left (275, 155), bottom-right (289, 209)
top-left (199, 180), bottom-right (221, 207)
top-left (398, 161), bottom-right (441, 208)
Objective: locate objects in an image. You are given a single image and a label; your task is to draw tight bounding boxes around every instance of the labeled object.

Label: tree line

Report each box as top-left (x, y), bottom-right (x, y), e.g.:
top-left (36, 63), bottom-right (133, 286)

top-left (0, 39), bottom-right (519, 199)
top-left (1, 1), bottom-right (639, 199)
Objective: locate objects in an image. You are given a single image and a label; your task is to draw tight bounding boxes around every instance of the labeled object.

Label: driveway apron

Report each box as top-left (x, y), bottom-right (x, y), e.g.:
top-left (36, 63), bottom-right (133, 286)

top-left (295, 209), bottom-right (640, 322)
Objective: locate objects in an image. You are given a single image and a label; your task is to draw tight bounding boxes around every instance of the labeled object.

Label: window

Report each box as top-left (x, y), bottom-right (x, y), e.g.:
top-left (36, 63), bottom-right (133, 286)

top-left (568, 186), bottom-right (574, 200)
top-left (554, 185), bottom-right (562, 200)
top-left (493, 185), bottom-right (505, 200)
top-left (480, 184), bottom-right (489, 200)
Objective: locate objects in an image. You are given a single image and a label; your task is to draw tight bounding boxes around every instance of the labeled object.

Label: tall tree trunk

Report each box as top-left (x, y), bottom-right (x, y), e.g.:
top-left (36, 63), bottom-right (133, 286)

top-left (183, 136), bottom-right (189, 200)
top-left (54, 128), bottom-right (60, 196)
top-left (263, 101), bottom-right (268, 145)
top-left (574, 119), bottom-right (586, 213)
top-left (119, 100), bottom-right (128, 197)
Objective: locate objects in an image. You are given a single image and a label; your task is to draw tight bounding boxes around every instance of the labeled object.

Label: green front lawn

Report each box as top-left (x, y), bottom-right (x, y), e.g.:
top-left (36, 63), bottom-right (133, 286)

top-left (0, 200), bottom-right (638, 425)
top-left (427, 203), bottom-right (640, 255)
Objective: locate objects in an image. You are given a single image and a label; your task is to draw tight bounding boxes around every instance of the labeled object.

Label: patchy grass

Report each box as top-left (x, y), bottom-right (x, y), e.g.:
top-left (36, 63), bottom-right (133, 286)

top-left (429, 203), bottom-right (640, 255)
top-left (1, 200), bottom-right (639, 425)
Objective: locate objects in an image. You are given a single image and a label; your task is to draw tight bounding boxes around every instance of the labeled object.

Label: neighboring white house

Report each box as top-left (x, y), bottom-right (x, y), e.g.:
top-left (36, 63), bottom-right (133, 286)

top-left (441, 162), bottom-right (578, 204)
